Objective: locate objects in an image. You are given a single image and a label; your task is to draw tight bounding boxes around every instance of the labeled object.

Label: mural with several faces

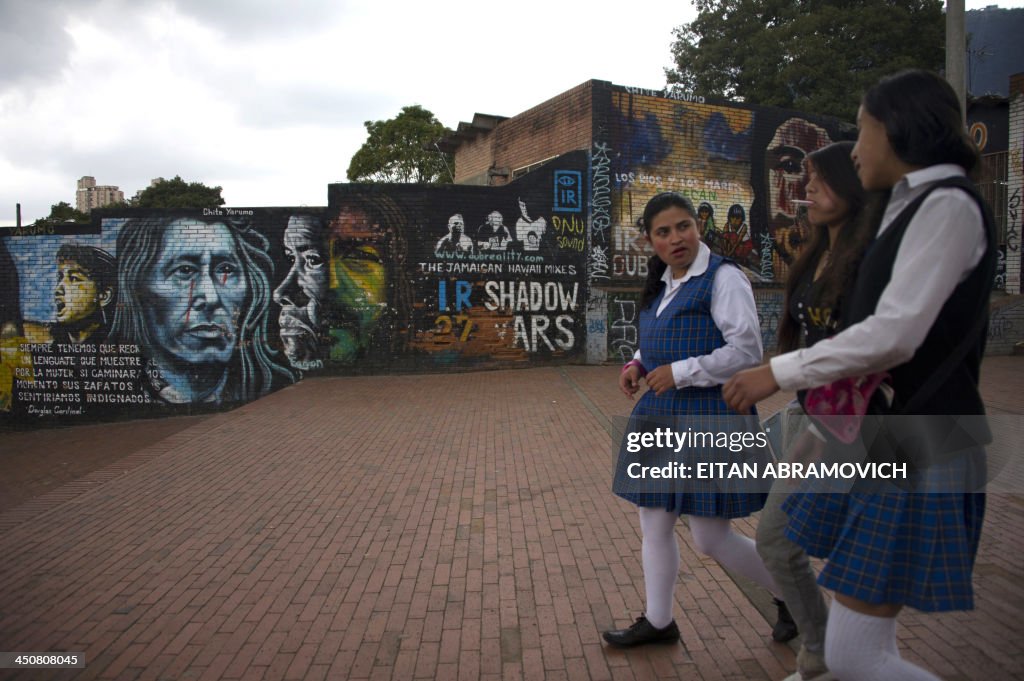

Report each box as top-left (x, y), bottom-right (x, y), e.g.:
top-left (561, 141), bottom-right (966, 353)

top-left (0, 154), bottom-right (588, 423)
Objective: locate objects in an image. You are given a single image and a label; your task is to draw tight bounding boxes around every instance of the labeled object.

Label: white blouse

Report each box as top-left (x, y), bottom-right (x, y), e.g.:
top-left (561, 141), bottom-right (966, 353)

top-left (770, 164), bottom-right (987, 391)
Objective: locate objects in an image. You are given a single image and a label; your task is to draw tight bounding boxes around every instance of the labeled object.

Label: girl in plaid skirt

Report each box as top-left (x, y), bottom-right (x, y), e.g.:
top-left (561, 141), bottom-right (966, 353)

top-left (603, 191), bottom-right (793, 648)
top-left (724, 70), bottom-right (997, 680)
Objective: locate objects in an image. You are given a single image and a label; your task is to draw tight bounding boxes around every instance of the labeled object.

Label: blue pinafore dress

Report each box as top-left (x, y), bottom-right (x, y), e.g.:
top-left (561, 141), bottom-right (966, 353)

top-left (614, 255), bottom-right (768, 518)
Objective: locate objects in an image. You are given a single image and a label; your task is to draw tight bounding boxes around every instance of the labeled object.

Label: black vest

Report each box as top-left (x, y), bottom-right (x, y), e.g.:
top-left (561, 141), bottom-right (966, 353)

top-left (841, 176), bottom-right (997, 416)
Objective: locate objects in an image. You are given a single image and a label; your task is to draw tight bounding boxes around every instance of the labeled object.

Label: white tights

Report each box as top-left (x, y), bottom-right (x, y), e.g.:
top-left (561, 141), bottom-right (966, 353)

top-left (824, 600), bottom-right (941, 680)
top-left (639, 507), bottom-right (781, 628)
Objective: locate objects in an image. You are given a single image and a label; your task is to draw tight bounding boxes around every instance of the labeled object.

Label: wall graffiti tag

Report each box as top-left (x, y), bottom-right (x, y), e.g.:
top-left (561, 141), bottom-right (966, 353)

top-left (1008, 187), bottom-right (1020, 253)
top-left (590, 142), bottom-right (612, 284)
top-left (608, 295), bottom-right (639, 362)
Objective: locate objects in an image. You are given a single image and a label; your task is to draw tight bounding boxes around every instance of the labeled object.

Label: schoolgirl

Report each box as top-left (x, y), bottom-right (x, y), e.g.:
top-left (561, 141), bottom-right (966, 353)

top-left (604, 191), bottom-right (793, 647)
top-left (755, 140), bottom-right (878, 681)
top-left (725, 70), bottom-right (996, 680)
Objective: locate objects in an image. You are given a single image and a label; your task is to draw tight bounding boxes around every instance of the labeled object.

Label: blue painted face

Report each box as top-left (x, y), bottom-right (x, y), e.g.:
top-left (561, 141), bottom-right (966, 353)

top-left (144, 220), bottom-right (247, 367)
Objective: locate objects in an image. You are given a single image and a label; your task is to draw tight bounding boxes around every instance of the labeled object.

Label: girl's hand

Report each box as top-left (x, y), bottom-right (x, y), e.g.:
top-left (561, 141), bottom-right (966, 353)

top-left (723, 364), bottom-right (779, 412)
top-left (619, 366), bottom-right (641, 398)
top-left (644, 365), bottom-right (676, 396)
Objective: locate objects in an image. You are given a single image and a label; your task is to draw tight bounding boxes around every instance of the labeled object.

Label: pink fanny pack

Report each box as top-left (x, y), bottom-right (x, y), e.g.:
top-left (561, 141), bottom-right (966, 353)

top-left (802, 372), bottom-right (891, 444)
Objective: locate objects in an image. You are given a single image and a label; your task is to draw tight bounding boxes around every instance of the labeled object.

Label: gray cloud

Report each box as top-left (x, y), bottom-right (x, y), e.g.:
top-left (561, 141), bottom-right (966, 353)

top-left (170, 0), bottom-right (348, 38)
top-left (0, 1), bottom-right (78, 88)
top-left (0, 0), bottom-right (348, 92)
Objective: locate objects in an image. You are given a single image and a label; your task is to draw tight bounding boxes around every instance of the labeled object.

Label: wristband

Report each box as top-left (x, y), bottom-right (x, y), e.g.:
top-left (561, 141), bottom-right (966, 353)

top-left (621, 359), bottom-right (647, 377)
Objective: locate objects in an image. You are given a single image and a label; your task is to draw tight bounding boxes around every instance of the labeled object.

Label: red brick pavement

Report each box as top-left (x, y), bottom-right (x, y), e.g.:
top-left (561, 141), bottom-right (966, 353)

top-left (0, 357), bottom-right (1021, 680)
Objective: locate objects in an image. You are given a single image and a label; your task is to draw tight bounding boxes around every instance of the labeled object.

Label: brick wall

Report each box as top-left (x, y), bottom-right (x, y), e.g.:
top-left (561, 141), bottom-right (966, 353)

top-left (1, 153), bottom-right (590, 425)
top-left (451, 133), bottom-right (494, 186)
top-left (453, 82), bottom-right (594, 186)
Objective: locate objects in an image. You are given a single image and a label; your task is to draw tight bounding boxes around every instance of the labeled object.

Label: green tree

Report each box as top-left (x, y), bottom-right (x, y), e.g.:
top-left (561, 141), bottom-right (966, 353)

top-left (34, 201), bottom-right (90, 226)
top-left (666, 0), bottom-right (944, 120)
top-left (347, 105), bottom-right (453, 183)
top-left (133, 176), bottom-right (225, 209)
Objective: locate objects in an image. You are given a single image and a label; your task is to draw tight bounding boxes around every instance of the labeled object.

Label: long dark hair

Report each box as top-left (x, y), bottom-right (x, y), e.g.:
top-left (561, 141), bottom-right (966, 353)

top-left (638, 192), bottom-right (698, 310)
top-left (777, 142), bottom-right (882, 352)
top-left (862, 69), bottom-right (979, 175)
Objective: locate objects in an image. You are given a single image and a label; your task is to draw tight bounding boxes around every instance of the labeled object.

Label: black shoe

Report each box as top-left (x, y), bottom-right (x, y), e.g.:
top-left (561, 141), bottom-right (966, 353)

top-left (602, 615), bottom-right (680, 647)
top-left (772, 598), bottom-right (799, 642)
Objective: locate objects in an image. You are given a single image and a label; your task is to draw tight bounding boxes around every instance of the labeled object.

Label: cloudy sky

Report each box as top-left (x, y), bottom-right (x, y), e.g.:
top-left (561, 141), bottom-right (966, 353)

top-left (2, 0), bottom-right (1020, 226)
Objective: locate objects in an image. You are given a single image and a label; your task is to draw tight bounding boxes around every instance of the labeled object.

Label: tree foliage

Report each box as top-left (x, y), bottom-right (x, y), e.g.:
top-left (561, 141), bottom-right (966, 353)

top-left (34, 201), bottom-right (90, 226)
top-left (666, 0), bottom-right (945, 120)
top-left (347, 105), bottom-right (453, 184)
top-left (133, 175), bottom-right (225, 209)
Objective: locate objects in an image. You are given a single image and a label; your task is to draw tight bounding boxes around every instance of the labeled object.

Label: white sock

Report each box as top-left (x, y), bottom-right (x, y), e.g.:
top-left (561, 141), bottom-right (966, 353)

top-left (638, 507), bottom-right (679, 629)
top-left (688, 516), bottom-right (781, 597)
top-left (825, 600), bottom-right (940, 680)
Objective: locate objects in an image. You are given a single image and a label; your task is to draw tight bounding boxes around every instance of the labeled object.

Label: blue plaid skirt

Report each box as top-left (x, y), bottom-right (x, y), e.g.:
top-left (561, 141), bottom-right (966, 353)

top-left (782, 452), bottom-right (986, 612)
top-left (614, 386), bottom-right (768, 519)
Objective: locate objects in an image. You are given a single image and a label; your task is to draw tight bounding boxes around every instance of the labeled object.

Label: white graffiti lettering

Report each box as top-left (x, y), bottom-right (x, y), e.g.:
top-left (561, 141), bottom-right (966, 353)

top-left (760, 232), bottom-right (775, 280)
top-left (483, 281), bottom-right (579, 312)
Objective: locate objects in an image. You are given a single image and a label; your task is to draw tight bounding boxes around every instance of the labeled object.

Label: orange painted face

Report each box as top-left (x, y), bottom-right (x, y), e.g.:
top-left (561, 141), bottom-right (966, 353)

top-left (646, 205), bottom-right (701, 278)
top-left (767, 118), bottom-right (830, 224)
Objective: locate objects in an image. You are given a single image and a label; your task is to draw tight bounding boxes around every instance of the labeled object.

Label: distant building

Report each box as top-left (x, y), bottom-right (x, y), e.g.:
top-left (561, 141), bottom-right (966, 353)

top-left (131, 177), bottom-right (165, 203)
top-left (75, 176), bottom-right (124, 213)
top-left (966, 7), bottom-right (1024, 97)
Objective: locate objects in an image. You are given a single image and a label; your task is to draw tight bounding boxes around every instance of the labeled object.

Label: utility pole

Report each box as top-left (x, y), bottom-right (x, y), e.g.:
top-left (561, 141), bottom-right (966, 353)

top-left (946, 0), bottom-right (966, 121)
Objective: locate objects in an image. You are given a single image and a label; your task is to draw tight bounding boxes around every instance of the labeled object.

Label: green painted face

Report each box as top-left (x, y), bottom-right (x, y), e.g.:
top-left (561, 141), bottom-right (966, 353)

top-left (327, 241), bottom-right (386, 363)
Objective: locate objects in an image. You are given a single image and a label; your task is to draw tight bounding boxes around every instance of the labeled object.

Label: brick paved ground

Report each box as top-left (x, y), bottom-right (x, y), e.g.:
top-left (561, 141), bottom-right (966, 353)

top-left (0, 357), bottom-right (1021, 680)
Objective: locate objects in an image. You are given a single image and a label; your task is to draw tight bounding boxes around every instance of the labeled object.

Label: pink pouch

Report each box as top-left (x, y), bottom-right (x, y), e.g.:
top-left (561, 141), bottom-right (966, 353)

top-left (802, 372), bottom-right (891, 444)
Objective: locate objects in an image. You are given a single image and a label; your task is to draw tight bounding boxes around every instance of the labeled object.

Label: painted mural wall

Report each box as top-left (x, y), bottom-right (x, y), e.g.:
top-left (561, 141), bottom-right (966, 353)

top-left (0, 153), bottom-right (588, 423)
top-left (592, 84), bottom-right (854, 360)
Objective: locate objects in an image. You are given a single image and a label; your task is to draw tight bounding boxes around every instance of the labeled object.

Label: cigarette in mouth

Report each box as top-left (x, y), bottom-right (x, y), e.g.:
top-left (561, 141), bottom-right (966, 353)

top-left (791, 200), bottom-right (814, 206)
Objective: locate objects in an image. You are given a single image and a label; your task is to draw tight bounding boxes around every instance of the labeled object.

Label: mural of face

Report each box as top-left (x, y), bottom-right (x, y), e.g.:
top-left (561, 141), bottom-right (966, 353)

top-left (477, 211), bottom-right (510, 251)
top-left (766, 118), bottom-right (831, 225)
top-left (449, 214), bottom-right (465, 238)
top-left (273, 215), bottom-right (329, 369)
top-left (326, 207), bottom-right (387, 363)
top-left (54, 261), bottom-right (105, 325)
top-left (144, 220), bottom-right (246, 369)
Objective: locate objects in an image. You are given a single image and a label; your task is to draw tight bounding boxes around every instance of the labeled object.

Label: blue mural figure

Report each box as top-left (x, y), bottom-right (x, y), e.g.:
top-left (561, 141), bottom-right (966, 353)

top-left (617, 109), bottom-right (670, 169)
top-left (111, 216), bottom-right (294, 405)
top-left (702, 111), bottom-right (751, 162)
